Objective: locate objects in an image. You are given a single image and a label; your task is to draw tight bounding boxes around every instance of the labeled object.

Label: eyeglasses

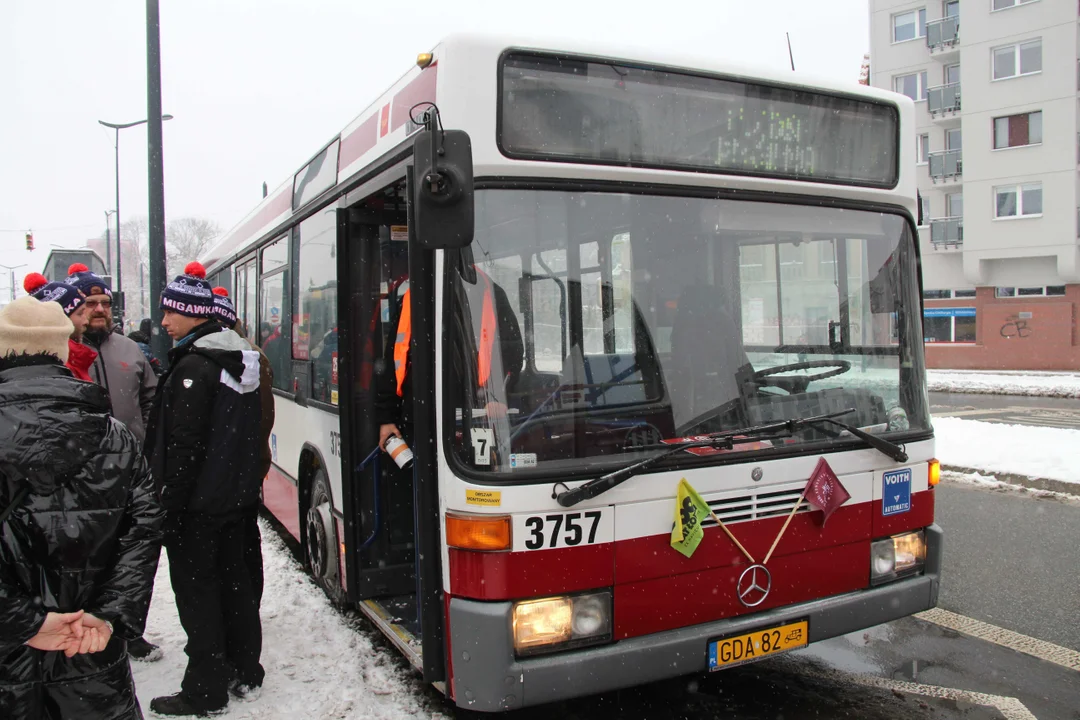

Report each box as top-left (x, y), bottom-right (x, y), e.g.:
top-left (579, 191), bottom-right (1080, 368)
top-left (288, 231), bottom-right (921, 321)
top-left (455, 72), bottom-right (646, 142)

top-left (84, 300), bottom-right (112, 310)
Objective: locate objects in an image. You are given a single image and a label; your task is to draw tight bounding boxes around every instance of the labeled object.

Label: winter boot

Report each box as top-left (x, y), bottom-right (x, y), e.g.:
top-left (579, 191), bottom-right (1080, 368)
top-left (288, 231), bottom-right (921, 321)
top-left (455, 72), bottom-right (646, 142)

top-left (228, 678), bottom-right (263, 702)
top-left (128, 636), bottom-right (163, 662)
top-left (149, 693), bottom-right (226, 717)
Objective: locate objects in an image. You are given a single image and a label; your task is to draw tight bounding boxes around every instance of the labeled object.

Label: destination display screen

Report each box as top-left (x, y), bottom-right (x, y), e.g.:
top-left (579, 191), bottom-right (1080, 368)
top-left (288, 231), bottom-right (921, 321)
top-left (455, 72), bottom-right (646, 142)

top-left (500, 52), bottom-right (898, 188)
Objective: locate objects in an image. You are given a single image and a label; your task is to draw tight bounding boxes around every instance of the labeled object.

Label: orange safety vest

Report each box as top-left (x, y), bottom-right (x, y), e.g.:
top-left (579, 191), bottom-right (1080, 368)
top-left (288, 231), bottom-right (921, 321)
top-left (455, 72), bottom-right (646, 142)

top-left (394, 270), bottom-right (496, 397)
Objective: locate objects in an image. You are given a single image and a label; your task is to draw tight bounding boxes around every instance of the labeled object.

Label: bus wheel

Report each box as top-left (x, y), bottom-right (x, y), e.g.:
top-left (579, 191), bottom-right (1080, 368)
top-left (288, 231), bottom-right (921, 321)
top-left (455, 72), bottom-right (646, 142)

top-left (305, 470), bottom-right (344, 605)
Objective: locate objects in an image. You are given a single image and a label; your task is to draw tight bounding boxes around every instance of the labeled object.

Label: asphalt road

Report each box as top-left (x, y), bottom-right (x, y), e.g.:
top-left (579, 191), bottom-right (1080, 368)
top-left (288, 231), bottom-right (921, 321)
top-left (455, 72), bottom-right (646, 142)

top-left (937, 482), bottom-right (1080, 651)
top-left (930, 391), bottom-right (1080, 429)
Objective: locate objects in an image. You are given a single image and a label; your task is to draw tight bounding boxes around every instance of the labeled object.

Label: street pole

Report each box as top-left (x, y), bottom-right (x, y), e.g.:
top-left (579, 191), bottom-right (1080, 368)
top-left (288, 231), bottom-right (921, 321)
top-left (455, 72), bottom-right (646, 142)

top-left (104, 210), bottom-right (114, 276)
top-left (114, 127), bottom-right (122, 294)
top-left (147, 0), bottom-right (169, 362)
top-left (0, 264), bottom-right (27, 303)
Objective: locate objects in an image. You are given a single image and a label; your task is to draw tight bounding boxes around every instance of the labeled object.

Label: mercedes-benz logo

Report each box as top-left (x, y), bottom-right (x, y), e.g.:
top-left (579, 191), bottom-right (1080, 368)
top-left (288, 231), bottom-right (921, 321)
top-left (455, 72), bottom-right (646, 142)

top-left (737, 564), bottom-right (772, 607)
top-left (751, 467), bottom-right (764, 482)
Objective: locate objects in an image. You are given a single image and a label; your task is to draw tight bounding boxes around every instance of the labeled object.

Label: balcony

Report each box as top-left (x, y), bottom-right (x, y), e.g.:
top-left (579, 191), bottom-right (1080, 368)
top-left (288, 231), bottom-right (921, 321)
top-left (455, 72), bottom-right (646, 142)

top-left (926, 16), bottom-right (959, 54)
top-left (930, 217), bottom-right (963, 247)
top-left (929, 149), bottom-right (962, 182)
top-left (927, 83), bottom-right (961, 116)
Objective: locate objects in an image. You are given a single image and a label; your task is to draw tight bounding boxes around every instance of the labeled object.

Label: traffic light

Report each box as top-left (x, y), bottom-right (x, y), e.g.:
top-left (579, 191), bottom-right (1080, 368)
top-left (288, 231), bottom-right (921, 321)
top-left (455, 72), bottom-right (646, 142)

top-left (25, 231), bottom-right (34, 251)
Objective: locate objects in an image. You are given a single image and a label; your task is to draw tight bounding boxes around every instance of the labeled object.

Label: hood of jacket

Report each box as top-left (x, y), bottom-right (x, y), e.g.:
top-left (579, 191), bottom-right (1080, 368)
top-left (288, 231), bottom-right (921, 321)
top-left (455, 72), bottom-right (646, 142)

top-left (0, 363), bottom-right (111, 494)
top-left (191, 327), bottom-right (261, 393)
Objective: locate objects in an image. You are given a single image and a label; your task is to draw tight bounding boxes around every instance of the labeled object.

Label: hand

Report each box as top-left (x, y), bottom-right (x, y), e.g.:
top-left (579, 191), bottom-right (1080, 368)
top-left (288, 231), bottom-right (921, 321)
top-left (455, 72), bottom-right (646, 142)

top-left (379, 424), bottom-right (401, 449)
top-left (67, 614), bottom-right (113, 657)
top-left (484, 401), bottom-right (508, 421)
top-left (25, 611), bottom-right (84, 653)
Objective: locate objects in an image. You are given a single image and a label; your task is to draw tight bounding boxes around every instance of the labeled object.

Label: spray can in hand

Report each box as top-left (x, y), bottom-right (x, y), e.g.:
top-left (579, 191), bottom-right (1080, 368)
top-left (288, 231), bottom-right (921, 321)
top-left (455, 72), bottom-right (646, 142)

top-left (384, 435), bottom-right (414, 470)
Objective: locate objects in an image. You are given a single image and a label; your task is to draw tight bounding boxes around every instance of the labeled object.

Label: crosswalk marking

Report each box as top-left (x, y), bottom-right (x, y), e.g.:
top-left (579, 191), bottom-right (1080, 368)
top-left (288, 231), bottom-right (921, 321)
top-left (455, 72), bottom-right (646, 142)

top-left (916, 607), bottom-right (1080, 672)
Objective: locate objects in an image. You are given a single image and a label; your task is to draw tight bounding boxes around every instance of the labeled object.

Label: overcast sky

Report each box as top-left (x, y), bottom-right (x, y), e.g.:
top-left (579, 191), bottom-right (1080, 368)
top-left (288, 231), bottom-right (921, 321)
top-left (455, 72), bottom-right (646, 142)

top-left (0, 0), bottom-right (868, 293)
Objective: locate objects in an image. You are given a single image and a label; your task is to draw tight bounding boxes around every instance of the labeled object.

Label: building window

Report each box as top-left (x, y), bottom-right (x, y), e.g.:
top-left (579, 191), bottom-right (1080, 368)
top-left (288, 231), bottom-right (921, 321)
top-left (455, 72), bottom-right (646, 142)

top-left (1001, 285), bottom-right (1066, 297)
top-left (923, 307), bottom-right (977, 343)
top-left (944, 0), bottom-right (959, 17)
top-left (893, 9), bottom-right (927, 42)
top-left (992, 0), bottom-right (1038, 9)
top-left (924, 289), bottom-right (952, 299)
top-left (946, 192), bottom-right (963, 217)
top-left (993, 40), bottom-right (1042, 80)
top-left (994, 183), bottom-right (1042, 218)
top-left (944, 63), bottom-right (960, 85)
top-left (920, 196), bottom-right (931, 225)
top-left (954, 289), bottom-right (977, 298)
top-left (945, 127), bottom-right (962, 151)
top-left (917, 134), bottom-right (930, 164)
top-left (894, 71), bottom-right (928, 102)
top-left (994, 111), bottom-right (1042, 149)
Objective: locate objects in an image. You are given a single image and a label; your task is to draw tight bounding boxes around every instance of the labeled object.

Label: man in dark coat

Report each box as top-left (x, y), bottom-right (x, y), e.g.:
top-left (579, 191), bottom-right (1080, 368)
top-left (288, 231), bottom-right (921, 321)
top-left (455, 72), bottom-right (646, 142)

top-left (145, 262), bottom-right (265, 716)
top-left (0, 296), bottom-right (164, 720)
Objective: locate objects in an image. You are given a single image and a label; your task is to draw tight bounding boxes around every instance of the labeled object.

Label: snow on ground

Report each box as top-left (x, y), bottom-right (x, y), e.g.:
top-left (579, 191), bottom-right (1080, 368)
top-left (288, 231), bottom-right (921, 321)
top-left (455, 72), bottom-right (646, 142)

top-left (941, 470), bottom-right (1080, 506)
top-left (927, 369), bottom-right (1080, 398)
top-left (933, 416), bottom-right (1080, 485)
top-left (132, 519), bottom-right (449, 719)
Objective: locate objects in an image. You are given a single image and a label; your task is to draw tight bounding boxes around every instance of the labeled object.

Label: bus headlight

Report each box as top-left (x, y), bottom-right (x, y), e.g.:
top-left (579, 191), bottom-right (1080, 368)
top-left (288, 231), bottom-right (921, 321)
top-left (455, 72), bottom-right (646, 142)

top-left (512, 591), bottom-right (612, 656)
top-left (870, 530), bottom-right (926, 585)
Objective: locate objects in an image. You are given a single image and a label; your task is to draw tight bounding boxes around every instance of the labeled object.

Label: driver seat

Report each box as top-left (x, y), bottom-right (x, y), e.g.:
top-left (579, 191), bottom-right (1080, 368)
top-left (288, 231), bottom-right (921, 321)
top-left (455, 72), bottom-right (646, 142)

top-left (668, 285), bottom-right (751, 430)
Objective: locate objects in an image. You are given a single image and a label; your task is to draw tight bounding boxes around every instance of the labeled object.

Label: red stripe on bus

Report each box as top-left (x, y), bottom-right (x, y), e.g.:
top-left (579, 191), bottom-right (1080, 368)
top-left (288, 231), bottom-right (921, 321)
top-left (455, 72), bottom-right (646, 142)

top-left (448, 543), bottom-right (614, 600)
top-left (614, 540), bottom-right (869, 640)
top-left (391, 64), bottom-right (438, 134)
top-left (264, 465), bottom-right (301, 541)
top-left (379, 104), bottom-right (390, 137)
top-left (615, 503), bottom-right (871, 585)
top-left (230, 191), bottom-right (291, 257)
top-left (338, 112), bottom-right (380, 172)
top-left (873, 488), bottom-right (935, 537)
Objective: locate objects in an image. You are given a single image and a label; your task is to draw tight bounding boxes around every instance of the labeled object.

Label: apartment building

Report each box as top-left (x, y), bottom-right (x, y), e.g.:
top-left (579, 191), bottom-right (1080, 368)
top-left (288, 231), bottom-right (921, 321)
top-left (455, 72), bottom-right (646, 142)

top-left (869, 0), bottom-right (1080, 370)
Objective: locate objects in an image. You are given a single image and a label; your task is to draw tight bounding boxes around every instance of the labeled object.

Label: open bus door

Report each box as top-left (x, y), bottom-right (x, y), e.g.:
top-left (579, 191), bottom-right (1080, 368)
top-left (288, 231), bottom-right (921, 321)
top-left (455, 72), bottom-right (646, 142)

top-left (335, 194), bottom-right (419, 621)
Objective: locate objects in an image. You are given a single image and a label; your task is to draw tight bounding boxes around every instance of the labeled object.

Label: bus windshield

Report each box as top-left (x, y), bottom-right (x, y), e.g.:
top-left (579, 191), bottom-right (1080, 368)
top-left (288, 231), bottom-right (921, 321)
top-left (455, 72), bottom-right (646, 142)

top-left (446, 189), bottom-right (930, 477)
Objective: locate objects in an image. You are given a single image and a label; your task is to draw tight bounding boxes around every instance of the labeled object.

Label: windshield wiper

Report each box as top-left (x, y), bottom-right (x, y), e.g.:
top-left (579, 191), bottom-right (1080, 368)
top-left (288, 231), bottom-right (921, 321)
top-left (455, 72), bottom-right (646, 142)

top-left (797, 415), bottom-right (908, 464)
top-left (555, 408), bottom-right (908, 507)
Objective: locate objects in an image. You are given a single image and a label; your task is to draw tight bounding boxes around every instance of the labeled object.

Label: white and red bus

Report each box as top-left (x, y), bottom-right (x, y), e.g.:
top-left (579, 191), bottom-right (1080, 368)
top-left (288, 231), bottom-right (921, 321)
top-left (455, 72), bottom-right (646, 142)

top-left (201, 34), bottom-right (940, 713)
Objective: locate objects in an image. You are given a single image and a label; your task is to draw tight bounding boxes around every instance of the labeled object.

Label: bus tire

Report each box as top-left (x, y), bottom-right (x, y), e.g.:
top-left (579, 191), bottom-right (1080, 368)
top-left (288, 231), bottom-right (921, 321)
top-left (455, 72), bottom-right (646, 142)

top-left (304, 469), bottom-right (345, 606)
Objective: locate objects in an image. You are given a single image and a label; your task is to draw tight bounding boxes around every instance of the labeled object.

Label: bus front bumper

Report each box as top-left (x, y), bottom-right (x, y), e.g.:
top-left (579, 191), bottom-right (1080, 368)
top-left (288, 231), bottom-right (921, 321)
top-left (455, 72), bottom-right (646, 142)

top-left (448, 523), bottom-right (942, 713)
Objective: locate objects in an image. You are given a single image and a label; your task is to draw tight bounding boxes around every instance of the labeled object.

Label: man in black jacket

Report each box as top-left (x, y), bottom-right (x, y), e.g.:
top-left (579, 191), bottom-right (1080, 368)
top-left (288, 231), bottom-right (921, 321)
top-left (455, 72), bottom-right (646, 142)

top-left (145, 262), bottom-right (265, 716)
top-left (0, 296), bottom-right (163, 720)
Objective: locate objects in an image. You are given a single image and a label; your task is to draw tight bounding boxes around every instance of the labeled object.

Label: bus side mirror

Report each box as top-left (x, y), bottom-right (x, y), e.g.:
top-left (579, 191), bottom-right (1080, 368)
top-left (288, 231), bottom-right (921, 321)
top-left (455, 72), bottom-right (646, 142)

top-left (412, 129), bottom-right (474, 250)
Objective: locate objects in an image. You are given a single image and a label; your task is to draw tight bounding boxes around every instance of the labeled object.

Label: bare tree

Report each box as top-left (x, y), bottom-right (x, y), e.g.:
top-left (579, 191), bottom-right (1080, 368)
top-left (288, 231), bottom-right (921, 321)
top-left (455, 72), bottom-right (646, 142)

top-left (165, 217), bottom-right (221, 278)
top-left (97, 215), bottom-right (221, 330)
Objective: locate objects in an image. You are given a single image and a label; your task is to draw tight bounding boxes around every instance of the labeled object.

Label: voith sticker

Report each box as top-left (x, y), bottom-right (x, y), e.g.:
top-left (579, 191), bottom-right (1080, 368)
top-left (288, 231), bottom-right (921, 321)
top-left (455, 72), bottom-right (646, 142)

top-left (882, 468), bottom-right (912, 516)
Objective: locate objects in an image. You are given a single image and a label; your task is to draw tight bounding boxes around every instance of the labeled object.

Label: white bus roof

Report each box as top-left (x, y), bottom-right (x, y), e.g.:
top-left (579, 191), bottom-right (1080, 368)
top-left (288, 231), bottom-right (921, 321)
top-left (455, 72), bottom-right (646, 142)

top-left (202, 33), bottom-right (915, 272)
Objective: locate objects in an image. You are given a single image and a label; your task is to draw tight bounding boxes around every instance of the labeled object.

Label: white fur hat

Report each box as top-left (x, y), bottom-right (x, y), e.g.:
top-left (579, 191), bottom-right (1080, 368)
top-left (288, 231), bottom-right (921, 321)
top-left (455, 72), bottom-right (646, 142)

top-left (0, 296), bottom-right (73, 363)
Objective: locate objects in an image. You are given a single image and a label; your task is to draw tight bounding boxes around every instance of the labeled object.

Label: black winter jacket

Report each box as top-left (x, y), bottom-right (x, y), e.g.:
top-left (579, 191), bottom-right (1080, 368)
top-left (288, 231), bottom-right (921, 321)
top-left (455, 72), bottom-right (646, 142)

top-left (0, 361), bottom-right (164, 720)
top-left (146, 322), bottom-right (264, 517)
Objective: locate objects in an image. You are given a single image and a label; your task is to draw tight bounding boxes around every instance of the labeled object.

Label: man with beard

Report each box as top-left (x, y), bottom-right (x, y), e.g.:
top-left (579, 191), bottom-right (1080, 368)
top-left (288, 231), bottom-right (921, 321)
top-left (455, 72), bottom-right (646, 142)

top-left (64, 263), bottom-right (161, 662)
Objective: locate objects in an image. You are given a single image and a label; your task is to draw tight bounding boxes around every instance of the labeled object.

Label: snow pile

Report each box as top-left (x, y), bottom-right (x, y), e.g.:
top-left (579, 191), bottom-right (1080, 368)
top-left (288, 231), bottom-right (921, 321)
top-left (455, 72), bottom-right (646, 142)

top-left (927, 370), bottom-right (1080, 398)
top-left (132, 520), bottom-right (448, 719)
top-left (941, 470), bottom-right (1080, 505)
top-left (934, 417), bottom-right (1080, 485)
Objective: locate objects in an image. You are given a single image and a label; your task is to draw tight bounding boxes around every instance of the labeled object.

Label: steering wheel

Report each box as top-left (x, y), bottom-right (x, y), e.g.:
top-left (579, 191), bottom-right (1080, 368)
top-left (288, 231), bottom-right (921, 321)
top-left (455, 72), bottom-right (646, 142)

top-left (750, 360), bottom-right (852, 396)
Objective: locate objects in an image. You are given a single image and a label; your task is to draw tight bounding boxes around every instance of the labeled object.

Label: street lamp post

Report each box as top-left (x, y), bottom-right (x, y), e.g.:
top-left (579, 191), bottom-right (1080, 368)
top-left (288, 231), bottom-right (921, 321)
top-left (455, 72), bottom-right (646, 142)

top-left (98, 114), bottom-right (172, 319)
top-left (0, 264), bottom-right (27, 303)
top-left (104, 209), bottom-right (116, 276)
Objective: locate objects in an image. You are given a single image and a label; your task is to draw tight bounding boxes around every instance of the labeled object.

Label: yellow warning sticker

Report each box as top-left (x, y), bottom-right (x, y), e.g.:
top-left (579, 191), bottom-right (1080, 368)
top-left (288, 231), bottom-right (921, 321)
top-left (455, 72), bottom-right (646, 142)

top-left (466, 489), bottom-right (502, 507)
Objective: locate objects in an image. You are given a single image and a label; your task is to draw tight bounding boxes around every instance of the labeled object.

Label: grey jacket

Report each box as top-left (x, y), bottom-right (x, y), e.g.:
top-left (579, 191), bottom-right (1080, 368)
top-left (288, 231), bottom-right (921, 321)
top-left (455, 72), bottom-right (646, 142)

top-left (83, 332), bottom-right (158, 447)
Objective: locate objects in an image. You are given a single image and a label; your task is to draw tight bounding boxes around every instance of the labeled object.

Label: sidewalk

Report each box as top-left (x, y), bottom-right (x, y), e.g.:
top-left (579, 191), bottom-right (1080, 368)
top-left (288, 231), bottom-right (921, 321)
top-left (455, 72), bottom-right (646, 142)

top-left (928, 369), bottom-right (1080, 398)
top-left (933, 416), bottom-right (1080, 497)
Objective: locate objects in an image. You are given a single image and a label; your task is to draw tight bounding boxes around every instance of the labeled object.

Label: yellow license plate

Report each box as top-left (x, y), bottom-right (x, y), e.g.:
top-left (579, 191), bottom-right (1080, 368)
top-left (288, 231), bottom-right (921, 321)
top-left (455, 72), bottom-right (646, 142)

top-left (707, 619), bottom-right (808, 671)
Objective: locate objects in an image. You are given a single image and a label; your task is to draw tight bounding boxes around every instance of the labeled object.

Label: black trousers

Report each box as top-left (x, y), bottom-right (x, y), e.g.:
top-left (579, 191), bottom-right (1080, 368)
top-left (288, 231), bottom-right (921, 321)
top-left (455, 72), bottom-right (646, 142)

top-left (167, 511), bottom-right (264, 710)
